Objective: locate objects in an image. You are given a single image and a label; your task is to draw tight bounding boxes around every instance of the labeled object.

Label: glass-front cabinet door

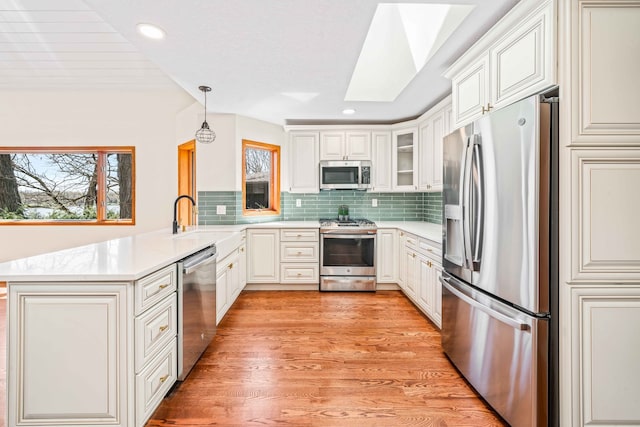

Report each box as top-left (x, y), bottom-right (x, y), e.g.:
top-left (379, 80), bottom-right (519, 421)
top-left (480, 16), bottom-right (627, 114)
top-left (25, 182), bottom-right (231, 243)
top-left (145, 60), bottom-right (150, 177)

top-left (392, 127), bottom-right (418, 191)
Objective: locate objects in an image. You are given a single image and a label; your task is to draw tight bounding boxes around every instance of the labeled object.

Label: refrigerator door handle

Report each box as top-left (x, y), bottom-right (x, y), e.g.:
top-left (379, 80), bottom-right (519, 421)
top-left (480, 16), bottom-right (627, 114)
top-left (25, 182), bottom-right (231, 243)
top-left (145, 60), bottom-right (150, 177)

top-left (440, 276), bottom-right (531, 331)
top-left (471, 139), bottom-right (484, 268)
top-left (462, 137), bottom-right (474, 269)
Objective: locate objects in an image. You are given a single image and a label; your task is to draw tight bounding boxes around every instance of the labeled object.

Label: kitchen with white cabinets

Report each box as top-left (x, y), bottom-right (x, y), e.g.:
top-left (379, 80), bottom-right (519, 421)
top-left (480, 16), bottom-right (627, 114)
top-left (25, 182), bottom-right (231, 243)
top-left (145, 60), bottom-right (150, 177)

top-left (1, 0), bottom-right (639, 426)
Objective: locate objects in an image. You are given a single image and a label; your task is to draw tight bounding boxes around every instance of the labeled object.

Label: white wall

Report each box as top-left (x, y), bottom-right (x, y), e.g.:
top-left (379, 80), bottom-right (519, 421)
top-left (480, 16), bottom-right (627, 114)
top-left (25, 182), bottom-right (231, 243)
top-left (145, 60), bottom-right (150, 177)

top-left (176, 102), bottom-right (286, 192)
top-left (0, 88), bottom-right (194, 262)
top-left (196, 114), bottom-right (238, 191)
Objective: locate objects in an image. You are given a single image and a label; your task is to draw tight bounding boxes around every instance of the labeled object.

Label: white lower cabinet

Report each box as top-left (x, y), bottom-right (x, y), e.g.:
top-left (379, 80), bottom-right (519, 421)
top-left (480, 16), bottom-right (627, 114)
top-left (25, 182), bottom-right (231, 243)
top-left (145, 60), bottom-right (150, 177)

top-left (8, 283), bottom-right (131, 427)
top-left (392, 231), bottom-right (443, 328)
top-left (216, 233), bottom-right (247, 324)
top-left (247, 229), bottom-right (280, 283)
top-left (135, 338), bottom-right (178, 427)
top-left (280, 263), bottom-right (319, 283)
top-left (569, 286), bottom-right (640, 425)
top-left (279, 228), bottom-right (319, 284)
top-left (8, 263), bottom-right (181, 427)
top-left (397, 231), bottom-right (407, 289)
top-left (245, 228), bottom-right (320, 286)
top-left (376, 229), bottom-right (397, 283)
top-left (403, 242), bottom-right (418, 300)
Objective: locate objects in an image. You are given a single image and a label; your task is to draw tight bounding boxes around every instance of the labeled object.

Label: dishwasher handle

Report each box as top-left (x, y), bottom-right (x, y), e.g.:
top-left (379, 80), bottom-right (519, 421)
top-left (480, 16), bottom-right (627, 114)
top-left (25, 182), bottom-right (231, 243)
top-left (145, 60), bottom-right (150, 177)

top-left (182, 246), bottom-right (217, 275)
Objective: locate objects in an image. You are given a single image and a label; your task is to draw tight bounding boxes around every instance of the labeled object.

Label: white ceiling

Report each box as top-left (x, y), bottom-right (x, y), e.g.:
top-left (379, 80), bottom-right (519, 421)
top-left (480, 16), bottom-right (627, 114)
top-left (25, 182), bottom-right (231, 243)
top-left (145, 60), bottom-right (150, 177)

top-left (1, 0), bottom-right (519, 125)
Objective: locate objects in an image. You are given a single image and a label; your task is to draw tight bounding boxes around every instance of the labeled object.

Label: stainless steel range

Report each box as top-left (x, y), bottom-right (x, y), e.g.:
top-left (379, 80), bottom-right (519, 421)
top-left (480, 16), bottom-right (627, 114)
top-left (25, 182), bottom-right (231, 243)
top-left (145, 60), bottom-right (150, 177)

top-left (319, 218), bottom-right (377, 291)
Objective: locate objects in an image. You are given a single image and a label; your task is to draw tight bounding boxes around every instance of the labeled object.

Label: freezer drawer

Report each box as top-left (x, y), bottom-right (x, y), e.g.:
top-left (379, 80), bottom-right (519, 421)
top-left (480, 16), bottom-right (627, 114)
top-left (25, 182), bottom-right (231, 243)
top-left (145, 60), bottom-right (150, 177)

top-left (441, 274), bottom-right (548, 427)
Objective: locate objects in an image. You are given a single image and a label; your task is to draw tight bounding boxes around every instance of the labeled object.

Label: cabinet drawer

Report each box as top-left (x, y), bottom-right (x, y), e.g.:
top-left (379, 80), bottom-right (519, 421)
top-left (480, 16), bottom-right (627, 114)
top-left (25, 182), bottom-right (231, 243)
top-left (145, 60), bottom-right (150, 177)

top-left (280, 229), bottom-right (319, 242)
top-left (135, 338), bottom-right (177, 427)
top-left (280, 242), bottom-right (318, 262)
top-left (135, 264), bottom-right (177, 316)
top-left (135, 294), bottom-right (177, 372)
top-left (280, 263), bottom-right (319, 283)
top-left (402, 232), bottom-right (418, 249)
top-left (419, 238), bottom-right (442, 261)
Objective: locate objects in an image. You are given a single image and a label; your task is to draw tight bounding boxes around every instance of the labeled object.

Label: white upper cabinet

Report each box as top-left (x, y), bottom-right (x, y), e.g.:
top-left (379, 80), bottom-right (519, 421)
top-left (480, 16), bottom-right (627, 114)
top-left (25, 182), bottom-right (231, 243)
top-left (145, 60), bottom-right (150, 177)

top-left (289, 131), bottom-right (319, 193)
top-left (319, 131), bottom-right (371, 160)
top-left (451, 55), bottom-right (490, 127)
top-left (446, 0), bottom-right (556, 128)
top-left (418, 97), bottom-right (450, 192)
top-left (490, 0), bottom-right (555, 108)
top-left (345, 131), bottom-right (371, 159)
top-left (392, 127), bottom-right (418, 191)
top-left (319, 131), bottom-right (344, 160)
top-left (371, 131), bottom-right (392, 192)
top-left (572, 1), bottom-right (640, 143)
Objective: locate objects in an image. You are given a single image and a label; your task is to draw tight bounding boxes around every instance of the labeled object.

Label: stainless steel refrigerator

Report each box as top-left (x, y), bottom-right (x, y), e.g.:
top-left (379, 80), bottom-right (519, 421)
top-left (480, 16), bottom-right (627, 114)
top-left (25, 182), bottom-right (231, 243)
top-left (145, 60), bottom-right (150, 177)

top-left (441, 92), bottom-right (558, 427)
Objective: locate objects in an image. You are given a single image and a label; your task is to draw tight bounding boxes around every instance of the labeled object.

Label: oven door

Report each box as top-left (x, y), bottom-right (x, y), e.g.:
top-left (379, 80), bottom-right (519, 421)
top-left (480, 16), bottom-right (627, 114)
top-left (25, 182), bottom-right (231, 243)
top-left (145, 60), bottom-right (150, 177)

top-left (320, 233), bottom-right (376, 276)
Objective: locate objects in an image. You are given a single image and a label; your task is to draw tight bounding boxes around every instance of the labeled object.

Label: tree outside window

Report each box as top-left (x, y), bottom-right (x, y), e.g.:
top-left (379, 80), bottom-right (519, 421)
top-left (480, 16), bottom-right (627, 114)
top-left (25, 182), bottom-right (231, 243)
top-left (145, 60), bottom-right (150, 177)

top-left (0, 147), bottom-right (135, 224)
top-left (242, 140), bottom-right (280, 216)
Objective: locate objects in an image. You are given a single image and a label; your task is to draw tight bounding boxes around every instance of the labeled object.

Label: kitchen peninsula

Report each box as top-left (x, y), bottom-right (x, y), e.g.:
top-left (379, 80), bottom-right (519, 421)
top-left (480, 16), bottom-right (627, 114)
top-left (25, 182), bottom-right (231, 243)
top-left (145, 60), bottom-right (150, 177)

top-left (0, 220), bottom-right (440, 427)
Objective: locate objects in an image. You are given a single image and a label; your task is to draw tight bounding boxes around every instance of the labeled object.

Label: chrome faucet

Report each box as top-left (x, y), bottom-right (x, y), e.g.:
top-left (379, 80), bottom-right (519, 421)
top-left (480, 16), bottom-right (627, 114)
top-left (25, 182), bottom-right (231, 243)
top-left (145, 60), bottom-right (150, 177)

top-left (173, 195), bottom-right (196, 234)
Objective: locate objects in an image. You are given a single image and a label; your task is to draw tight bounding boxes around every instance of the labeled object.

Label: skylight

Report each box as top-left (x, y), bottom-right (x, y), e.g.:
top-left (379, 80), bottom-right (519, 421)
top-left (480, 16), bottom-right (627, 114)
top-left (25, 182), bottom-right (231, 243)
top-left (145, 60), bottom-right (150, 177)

top-left (345, 3), bottom-right (474, 102)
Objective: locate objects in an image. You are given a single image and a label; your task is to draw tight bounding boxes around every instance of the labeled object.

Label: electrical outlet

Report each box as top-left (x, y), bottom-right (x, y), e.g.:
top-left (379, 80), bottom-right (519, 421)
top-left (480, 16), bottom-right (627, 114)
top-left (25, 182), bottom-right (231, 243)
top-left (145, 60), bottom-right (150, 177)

top-left (216, 205), bottom-right (226, 215)
top-left (372, 198), bottom-right (378, 207)
top-left (296, 199), bottom-right (302, 207)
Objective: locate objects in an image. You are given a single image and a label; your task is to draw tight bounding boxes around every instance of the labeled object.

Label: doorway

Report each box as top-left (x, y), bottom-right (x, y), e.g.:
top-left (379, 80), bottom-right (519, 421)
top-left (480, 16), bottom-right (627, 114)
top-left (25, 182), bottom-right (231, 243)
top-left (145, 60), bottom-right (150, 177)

top-left (177, 140), bottom-right (196, 226)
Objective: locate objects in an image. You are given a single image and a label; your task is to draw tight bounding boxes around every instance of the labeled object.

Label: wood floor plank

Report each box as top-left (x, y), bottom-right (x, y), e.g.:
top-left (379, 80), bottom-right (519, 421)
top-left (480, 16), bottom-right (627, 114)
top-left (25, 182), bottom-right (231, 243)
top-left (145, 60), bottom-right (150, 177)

top-left (147, 290), bottom-right (506, 426)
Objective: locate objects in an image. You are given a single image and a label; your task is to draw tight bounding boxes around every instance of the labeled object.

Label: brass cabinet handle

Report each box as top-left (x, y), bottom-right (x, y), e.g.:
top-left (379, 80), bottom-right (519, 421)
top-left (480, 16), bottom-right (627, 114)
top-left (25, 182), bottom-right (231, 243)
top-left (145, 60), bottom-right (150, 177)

top-left (158, 284), bottom-right (169, 290)
top-left (481, 103), bottom-right (494, 114)
top-left (297, 251), bottom-right (302, 255)
top-left (297, 273), bottom-right (302, 276)
top-left (159, 325), bottom-right (169, 332)
top-left (159, 374), bottom-right (169, 383)
top-left (412, 253), bottom-right (416, 258)
top-left (400, 232), bottom-right (404, 237)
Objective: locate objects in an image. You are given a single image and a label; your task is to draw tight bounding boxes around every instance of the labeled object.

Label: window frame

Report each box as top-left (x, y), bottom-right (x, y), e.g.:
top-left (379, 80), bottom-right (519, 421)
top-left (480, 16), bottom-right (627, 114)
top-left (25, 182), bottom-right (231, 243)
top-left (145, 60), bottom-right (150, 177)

top-left (241, 140), bottom-right (280, 216)
top-left (0, 146), bottom-right (136, 226)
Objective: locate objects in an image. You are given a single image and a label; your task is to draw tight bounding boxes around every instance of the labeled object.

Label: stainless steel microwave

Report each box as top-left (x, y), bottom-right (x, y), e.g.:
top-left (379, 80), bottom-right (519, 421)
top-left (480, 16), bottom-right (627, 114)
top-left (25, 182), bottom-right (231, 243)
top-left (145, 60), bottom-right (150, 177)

top-left (319, 160), bottom-right (372, 190)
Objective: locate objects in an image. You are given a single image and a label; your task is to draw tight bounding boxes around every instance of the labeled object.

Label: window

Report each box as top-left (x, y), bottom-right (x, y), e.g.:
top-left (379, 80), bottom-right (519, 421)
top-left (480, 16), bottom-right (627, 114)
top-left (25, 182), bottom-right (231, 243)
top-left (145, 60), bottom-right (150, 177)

top-left (0, 147), bottom-right (135, 225)
top-left (242, 140), bottom-right (280, 216)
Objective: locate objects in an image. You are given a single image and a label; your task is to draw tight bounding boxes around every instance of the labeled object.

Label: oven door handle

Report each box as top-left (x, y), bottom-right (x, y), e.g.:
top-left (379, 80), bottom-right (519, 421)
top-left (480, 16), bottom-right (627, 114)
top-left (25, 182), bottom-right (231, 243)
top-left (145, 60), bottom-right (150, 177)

top-left (321, 233), bottom-right (376, 238)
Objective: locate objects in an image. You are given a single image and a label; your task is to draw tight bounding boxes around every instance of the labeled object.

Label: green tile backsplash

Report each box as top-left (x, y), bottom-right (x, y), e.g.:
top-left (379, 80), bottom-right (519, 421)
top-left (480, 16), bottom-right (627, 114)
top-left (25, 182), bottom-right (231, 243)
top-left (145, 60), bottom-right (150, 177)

top-left (198, 191), bottom-right (442, 225)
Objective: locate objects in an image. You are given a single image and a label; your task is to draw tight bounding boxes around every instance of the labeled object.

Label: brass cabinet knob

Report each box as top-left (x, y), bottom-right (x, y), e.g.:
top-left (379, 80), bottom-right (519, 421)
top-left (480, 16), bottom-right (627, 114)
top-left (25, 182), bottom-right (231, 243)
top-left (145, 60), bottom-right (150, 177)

top-left (228, 263), bottom-right (233, 269)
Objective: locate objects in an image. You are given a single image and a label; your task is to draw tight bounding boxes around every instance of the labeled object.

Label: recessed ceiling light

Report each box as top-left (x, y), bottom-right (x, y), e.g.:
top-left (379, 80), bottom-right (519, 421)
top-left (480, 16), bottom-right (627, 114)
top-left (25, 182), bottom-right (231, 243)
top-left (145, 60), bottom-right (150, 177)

top-left (342, 108), bottom-right (356, 115)
top-left (136, 23), bottom-right (166, 40)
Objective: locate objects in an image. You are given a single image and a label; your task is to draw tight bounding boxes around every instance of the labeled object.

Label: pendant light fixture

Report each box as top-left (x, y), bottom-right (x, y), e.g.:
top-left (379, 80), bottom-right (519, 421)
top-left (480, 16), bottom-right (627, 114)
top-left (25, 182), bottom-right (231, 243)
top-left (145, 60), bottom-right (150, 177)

top-left (195, 85), bottom-right (216, 144)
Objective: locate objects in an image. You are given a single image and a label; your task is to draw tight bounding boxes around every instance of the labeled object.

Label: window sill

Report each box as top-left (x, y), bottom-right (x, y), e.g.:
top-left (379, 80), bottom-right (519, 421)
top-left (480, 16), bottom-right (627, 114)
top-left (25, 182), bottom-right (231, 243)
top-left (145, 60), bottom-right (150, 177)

top-left (242, 209), bottom-right (280, 217)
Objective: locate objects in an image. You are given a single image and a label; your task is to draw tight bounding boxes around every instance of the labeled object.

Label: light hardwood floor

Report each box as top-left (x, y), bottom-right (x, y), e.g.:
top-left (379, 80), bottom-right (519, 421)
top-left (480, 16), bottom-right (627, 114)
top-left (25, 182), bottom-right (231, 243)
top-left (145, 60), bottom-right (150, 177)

top-left (147, 291), bottom-right (506, 426)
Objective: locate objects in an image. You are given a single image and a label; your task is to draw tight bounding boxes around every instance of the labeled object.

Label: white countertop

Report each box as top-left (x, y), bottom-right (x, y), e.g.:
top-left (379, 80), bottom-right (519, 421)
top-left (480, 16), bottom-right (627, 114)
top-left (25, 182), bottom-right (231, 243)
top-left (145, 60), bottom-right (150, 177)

top-left (376, 221), bottom-right (442, 243)
top-left (0, 220), bottom-right (441, 283)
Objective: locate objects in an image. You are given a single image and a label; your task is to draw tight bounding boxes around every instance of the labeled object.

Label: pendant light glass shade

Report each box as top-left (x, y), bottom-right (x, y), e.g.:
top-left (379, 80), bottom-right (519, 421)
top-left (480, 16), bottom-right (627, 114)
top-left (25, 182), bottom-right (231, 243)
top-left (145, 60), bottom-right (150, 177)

top-left (195, 85), bottom-right (216, 144)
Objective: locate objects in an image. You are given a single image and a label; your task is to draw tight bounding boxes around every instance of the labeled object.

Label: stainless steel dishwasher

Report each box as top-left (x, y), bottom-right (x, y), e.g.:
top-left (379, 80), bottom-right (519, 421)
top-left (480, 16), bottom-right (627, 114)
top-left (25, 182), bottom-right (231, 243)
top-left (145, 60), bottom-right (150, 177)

top-left (177, 244), bottom-right (217, 380)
